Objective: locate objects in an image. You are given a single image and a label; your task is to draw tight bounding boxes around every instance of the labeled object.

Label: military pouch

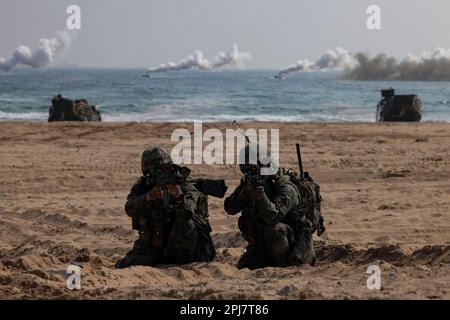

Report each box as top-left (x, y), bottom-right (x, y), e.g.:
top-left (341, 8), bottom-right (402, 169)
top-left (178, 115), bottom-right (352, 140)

top-left (150, 223), bottom-right (166, 248)
top-left (151, 231), bottom-right (164, 248)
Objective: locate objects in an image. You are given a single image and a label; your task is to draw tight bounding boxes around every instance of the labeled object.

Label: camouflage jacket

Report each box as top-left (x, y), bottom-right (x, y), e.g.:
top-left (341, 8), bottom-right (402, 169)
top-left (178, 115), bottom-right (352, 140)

top-left (224, 171), bottom-right (301, 226)
top-left (125, 176), bottom-right (208, 231)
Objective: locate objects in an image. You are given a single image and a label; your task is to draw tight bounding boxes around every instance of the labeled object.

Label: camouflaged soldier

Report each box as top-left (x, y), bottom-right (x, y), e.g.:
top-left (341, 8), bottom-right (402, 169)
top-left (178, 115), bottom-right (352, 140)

top-left (224, 145), bottom-right (316, 269)
top-left (116, 146), bottom-right (216, 268)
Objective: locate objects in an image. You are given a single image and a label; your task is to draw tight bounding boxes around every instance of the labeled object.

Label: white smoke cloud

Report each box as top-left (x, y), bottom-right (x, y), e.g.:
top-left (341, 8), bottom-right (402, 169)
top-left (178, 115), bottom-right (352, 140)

top-left (147, 50), bottom-right (210, 73)
top-left (212, 44), bottom-right (252, 68)
top-left (277, 47), bottom-right (356, 77)
top-left (276, 59), bottom-right (314, 77)
top-left (315, 47), bottom-right (358, 70)
top-left (146, 44), bottom-right (251, 74)
top-left (277, 47), bottom-right (450, 81)
top-left (0, 31), bottom-right (71, 72)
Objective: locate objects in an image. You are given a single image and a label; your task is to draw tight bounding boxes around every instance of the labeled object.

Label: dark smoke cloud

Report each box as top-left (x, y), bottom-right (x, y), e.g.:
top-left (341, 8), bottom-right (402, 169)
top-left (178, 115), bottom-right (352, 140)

top-left (348, 49), bottom-right (450, 80)
top-left (278, 47), bottom-right (450, 81)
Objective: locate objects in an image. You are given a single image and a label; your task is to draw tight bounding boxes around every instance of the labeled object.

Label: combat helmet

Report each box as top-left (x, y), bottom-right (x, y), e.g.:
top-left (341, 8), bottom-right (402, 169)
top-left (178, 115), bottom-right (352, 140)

top-left (141, 146), bottom-right (173, 175)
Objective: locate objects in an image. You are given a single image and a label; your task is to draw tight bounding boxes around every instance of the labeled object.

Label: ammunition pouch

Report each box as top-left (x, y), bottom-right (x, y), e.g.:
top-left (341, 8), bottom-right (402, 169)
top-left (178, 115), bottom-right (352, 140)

top-left (149, 222), bottom-right (166, 248)
top-left (133, 208), bottom-right (169, 249)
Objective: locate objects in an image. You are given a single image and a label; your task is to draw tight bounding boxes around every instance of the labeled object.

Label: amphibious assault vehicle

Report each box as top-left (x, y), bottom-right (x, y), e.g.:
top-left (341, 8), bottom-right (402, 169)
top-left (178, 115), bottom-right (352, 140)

top-left (376, 88), bottom-right (422, 122)
top-left (48, 95), bottom-right (102, 122)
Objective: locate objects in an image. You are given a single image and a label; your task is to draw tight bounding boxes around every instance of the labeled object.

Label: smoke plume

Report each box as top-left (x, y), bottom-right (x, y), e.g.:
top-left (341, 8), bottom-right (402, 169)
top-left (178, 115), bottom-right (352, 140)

top-left (146, 44), bottom-right (251, 74)
top-left (277, 47), bottom-right (356, 77)
top-left (0, 31), bottom-right (71, 71)
top-left (349, 48), bottom-right (450, 80)
top-left (211, 44), bottom-right (252, 68)
top-left (277, 47), bottom-right (450, 81)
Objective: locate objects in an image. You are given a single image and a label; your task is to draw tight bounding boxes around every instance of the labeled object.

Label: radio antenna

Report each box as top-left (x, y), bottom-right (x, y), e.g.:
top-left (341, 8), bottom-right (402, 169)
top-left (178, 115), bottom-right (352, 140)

top-left (232, 121), bottom-right (250, 143)
top-left (296, 143), bottom-right (304, 177)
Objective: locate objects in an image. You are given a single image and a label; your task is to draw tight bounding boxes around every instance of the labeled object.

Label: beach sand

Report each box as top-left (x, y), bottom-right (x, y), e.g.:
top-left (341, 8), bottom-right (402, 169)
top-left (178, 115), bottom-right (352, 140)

top-left (0, 121), bottom-right (449, 299)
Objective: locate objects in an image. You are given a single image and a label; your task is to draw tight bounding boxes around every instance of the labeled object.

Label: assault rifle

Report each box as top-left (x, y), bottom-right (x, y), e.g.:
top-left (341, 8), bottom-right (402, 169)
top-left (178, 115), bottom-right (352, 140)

top-left (145, 164), bottom-right (228, 211)
top-left (243, 164), bottom-right (267, 187)
top-left (144, 164), bottom-right (191, 211)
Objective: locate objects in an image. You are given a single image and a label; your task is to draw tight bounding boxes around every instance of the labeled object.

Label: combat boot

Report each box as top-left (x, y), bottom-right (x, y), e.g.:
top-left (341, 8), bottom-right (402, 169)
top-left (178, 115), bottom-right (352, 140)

top-left (237, 241), bottom-right (264, 270)
top-left (115, 237), bottom-right (162, 268)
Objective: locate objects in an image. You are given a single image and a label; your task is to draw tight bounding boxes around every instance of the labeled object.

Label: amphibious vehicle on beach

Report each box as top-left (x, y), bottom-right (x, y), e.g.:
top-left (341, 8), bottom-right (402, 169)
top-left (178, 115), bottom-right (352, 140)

top-left (376, 88), bottom-right (422, 122)
top-left (48, 95), bottom-right (102, 122)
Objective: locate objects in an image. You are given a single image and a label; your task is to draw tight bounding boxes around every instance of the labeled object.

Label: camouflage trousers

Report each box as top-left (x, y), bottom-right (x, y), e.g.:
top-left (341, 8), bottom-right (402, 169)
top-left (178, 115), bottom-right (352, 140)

top-left (116, 218), bottom-right (215, 268)
top-left (237, 217), bottom-right (315, 269)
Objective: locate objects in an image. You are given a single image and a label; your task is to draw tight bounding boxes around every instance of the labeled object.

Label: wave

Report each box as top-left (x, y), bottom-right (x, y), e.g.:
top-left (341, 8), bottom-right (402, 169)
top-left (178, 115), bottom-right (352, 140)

top-left (1, 109), bottom-right (449, 123)
top-left (0, 97), bottom-right (37, 103)
top-left (0, 111), bottom-right (47, 121)
top-left (102, 111), bottom-right (376, 123)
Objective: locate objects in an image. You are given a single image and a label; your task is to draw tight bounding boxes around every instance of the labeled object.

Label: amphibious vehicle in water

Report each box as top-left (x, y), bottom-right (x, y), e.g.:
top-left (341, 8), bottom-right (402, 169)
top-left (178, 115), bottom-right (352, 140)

top-left (48, 95), bottom-right (102, 122)
top-left (376, 88), bottom-right (422, 122)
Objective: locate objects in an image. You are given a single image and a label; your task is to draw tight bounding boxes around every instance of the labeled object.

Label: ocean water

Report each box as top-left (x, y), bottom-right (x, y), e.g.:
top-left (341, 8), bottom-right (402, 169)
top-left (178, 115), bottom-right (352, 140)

top-left (0, 69), bottom-right (449, 122)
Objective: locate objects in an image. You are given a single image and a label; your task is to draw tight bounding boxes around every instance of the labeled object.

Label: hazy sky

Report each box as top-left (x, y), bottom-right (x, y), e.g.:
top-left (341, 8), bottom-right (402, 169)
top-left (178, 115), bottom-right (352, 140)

top-left (0, 0), bottom-right (449, 69)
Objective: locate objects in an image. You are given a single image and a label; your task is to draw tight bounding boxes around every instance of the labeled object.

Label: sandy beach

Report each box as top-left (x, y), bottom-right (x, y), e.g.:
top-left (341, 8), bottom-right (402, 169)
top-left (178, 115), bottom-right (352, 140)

top-left (0, 121), bottom-right (449, 300)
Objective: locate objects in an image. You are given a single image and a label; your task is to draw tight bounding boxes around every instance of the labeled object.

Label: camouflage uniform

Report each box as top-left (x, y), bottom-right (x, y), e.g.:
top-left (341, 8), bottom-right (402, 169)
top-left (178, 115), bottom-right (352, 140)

top-left (116, 146), bottom-right (215, 268)
top-left (224, 146), bottom-right (315, 269)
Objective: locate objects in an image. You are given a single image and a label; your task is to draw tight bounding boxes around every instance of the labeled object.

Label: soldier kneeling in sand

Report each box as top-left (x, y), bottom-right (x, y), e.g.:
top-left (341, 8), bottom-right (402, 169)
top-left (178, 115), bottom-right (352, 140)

top-left (224, 145), bottom-right (324, 270)
top-left (116, 146), bottom-right (226, 268)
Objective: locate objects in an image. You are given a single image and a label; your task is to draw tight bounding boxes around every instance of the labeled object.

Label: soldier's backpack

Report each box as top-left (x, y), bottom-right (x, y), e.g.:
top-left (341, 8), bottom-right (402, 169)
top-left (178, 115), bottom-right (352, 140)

top-left (283, 168), bottom-right (325, 236)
